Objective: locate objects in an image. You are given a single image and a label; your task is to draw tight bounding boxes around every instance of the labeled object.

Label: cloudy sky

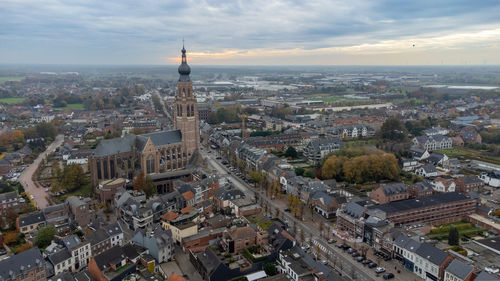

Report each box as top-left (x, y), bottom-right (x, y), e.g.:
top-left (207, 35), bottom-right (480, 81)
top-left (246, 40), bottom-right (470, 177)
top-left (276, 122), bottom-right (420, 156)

top-left (1, 0), bottom-right (500, 65)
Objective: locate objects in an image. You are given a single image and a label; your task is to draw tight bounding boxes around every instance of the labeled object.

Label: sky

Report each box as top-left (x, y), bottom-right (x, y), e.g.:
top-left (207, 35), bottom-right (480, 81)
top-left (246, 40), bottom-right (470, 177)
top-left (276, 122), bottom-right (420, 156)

top-left (1, 0), bottom-right (500, 65)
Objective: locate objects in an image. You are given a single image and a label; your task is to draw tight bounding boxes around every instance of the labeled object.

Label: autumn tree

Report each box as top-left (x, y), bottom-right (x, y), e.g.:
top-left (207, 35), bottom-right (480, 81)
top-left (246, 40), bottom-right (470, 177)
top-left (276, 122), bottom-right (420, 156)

top-left (321, 155), bottom-right (347, 179)
top-left (134, 172), bottom-right (147, 194)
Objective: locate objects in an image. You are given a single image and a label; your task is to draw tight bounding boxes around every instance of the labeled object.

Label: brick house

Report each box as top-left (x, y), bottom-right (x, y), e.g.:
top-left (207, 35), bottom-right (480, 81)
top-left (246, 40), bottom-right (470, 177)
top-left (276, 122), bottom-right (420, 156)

top-left (454, 175), bottom-right (483, 193)
top-left (408, 181), bottom-right (434, 198)
top-left (221, 226), bottom-right (268, 254)
top-left (0, 247), bottom-right (46, 281)
top-left (370, 183), bottom-right (409, 204)
top-left (66, 196), bottom-right (91, 227)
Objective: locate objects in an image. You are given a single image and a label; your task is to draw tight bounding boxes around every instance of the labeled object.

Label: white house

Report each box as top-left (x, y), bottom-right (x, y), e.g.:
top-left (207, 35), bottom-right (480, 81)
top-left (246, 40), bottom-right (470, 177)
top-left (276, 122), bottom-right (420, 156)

top-left (415, 164), bottom-right (438, 178)
top-left (414, 243), bottom-right (451, 281)
top-left (431, 178), bottom-right (456, 192)
top-left (402, 159), bottom-right (419, 171)
top-left (413, 135), bottom-right (452, 151)
top-left (479, 172), bottom-right (500, 188)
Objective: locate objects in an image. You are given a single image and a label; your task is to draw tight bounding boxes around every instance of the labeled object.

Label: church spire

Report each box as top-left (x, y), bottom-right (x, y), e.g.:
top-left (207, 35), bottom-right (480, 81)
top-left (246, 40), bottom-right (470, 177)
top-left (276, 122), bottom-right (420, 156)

top-left (178, 42), bottom-right (191, 82)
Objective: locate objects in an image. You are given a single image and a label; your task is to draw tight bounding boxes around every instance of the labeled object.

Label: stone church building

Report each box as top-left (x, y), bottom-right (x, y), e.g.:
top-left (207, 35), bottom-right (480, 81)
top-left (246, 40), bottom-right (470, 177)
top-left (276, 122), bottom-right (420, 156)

top-left (89, 46), bottom-right (200, 193)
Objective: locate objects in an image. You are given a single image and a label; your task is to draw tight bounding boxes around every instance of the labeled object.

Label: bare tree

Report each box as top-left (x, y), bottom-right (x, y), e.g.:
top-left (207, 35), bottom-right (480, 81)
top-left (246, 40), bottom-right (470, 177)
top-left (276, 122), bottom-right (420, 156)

top-left (360, 245), bottom-right (368, 258)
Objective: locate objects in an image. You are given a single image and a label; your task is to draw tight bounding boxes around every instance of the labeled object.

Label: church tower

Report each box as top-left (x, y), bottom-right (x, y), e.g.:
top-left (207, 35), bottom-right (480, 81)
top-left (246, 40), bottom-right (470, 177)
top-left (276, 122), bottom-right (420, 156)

top-left (174, 44), bottom-right (200, 157)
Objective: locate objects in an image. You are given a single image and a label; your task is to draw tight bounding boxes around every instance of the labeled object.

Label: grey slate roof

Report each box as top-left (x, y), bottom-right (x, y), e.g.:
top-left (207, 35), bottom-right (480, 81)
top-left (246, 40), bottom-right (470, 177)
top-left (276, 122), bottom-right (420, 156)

top-left (393, 234), bottom-right (421, 252)
top-left (18, 211), bottom-right (45, 227)
top-left (370, 192), bottom-right (470, 214)
top-left (0, 191), bottom-right (18, 201)
top-left (137, 130), bottom-right (182, 148)
top-left (420, 164), bottom-right (437, 174)
top-left (415, 242), bottom-right (448, 265)
top-left (343, 201), bottom-right (365, 218)
top-left (0, 247), bottom-right (44, 280)
top-left (94, 246), bottom-right (126, 271)
top-left (380, 183), bottom-right (408, 196)
top-left (445, 259), bottom-right (473, 280)
top-left (85, 228), bottom-right (109, 246)
top-left (474, 271), bottom-right (500, 281)
top-left (93, 134), bottom-right (136, 157)
top-left (48, 248), bottom-right (72, 266)
top-left (103, 222), bottom-right (122, 237)
top-left (61, 235), bottom-right (83, 250)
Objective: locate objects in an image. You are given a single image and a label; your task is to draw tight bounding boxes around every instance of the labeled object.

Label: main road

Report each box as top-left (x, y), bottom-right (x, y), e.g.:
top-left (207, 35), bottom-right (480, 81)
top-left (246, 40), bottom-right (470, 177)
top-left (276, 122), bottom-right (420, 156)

top-left (19, 134), bottom-right (64, 209)
top-left (201, 149), bottom-right (378, 281)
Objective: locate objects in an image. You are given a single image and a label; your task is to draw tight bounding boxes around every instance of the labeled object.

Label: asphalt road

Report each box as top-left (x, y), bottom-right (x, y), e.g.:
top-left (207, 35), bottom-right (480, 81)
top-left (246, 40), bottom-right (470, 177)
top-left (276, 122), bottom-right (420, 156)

top-left (19, 134), bottom-right (64, 209)
top-left (201, 149), bottom-right (377, 281)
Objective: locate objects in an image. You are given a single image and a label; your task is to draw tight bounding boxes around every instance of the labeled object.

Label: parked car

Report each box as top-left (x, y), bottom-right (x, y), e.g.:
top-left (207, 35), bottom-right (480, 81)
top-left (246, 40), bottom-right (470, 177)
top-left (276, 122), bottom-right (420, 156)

top-left (351, 252), bottom-right (360, 257)
top-left (347, 248), bottom-right (355, 254)
top-left (362, 259), bottom-right (372, 265)
top-left (321, 260), bottom-right (328, 265)
top-left (375, 267), bottom-right (386, 273)
top-left (383, 273), bottom-right (395, 280)
top-left (0, 248), bottom-right (7, 255)
top-left (328, 239), bottom-right (336, 244)
top-left (368, 262), bottom-right (378, 268)
top-left (356, 256), bottom-right (364, 262)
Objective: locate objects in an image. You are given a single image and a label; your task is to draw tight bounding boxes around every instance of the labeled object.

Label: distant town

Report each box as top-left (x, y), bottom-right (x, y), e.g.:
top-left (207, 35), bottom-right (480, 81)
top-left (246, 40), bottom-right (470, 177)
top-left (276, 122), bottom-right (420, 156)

top-left (0, 51), bottom-right (500, 281)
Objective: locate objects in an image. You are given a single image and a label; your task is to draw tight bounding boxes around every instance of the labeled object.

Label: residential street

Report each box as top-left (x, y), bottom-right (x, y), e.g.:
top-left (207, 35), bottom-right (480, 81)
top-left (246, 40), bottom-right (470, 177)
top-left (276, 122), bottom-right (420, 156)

top-left (19, 134), bottom-right (64, 209)
top-left (202, 148), bottom-right (418, 281)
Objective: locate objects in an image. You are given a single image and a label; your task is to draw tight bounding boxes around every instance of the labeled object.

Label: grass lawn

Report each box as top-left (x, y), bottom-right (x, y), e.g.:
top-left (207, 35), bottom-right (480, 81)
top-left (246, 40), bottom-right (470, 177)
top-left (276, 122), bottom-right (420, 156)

top-left (426, 221), bottom-right (487, 240)
top-left (54, 103), bottom-right (84, 110)
top-left (435, 148), bottom-right (477, 158)
top-left (436, 148), bottom-right (500, 165)
top-left (0, 97), bottom-right (25, 104)
top-left (0, 77), bottom-right (24, 84)
top-left (343, 138), bottom-right (378, 149)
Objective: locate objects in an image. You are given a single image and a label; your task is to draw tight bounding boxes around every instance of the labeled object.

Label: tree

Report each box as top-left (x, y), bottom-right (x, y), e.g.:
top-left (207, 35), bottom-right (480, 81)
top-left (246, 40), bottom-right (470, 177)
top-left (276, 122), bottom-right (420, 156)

top-left (263, 263), bottom-right (277, 276)
top-left (5, 209), bottom-right (18, 228)
top-left (360, 245), bottom-right (368, 258)
top-left (4, 232), bottom-right (19, 245)
top-left (145, 175), bottom-right (156, 196)
top-left (60, 164), bottom-right (85, 191)
top-left (284, 146), bottom-right (298, 159)
top-left (14, 242), bottom-right (33, 254)
top-left (134, 172), bottom-right (147, 193)
top-left (321, 155), bottom-right (346, 179)
top-left (380, 117), bottom-right (408, 142)
top-left (35, 225), bottom-right (57, 249)
top-left (448, 227), bottom-right (459, 246)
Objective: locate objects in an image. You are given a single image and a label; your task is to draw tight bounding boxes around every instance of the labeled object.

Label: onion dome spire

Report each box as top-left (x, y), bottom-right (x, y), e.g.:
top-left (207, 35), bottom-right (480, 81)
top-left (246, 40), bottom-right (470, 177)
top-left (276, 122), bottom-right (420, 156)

top-left (178, 41), bottom-right (191, 81)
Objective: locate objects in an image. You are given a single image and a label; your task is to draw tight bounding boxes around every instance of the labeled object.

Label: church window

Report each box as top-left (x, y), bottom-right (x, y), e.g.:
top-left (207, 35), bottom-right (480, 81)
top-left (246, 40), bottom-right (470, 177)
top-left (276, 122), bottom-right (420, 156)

top-left (146, 155), bottom-right (155, 174)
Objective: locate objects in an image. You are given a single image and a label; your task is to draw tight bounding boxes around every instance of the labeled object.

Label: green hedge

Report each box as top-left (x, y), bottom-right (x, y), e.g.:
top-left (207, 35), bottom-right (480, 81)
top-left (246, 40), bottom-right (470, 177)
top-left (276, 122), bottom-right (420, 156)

top-left (429, 223), bottom-right (473, 234)
top-left (242, 248), bottom-right (267, 263)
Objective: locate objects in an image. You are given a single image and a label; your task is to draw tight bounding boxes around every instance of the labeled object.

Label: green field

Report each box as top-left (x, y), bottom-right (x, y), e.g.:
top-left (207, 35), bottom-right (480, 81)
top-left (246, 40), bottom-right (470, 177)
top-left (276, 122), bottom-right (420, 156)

top-left (0, 97), bottom-right (25, 104)
top-left (55, 103), bottom-right (84, 110)
top-left (435, 148), bottom-right (477, 158)
top-left (0, 77), bottom-right (24, 84)
top-left (436, 148), bottom-right (500, 165)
